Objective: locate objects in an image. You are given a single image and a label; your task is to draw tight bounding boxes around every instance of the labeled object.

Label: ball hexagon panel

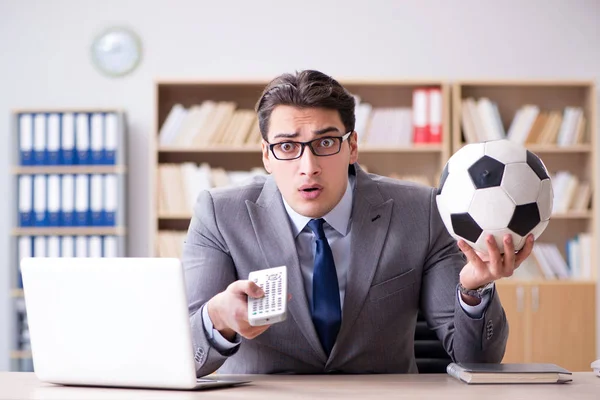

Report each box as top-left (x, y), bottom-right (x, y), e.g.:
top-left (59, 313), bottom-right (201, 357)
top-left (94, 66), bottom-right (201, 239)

top-left (450, 213), bottom-right (483, 243)
top-left (436, 169), bottom-right (476, 214)
top-left (484, 139), bottom-right (527, 164)
top-left (507, 203), bottom-right (541, 236)
top-left (468, 156), bottom-right (505, 189)
top-left (469, 187), bottom-right (516, 230)
top-left (527, 150), bottom-right (550, 181)
top-left (501, 163), bottom-right (542, 205)
top-left (471, 228), bottom-right (526, 254)
top-left (448, 142), bottom-right (485, 175)
top-left (537, 179), bottom-right (554, 221)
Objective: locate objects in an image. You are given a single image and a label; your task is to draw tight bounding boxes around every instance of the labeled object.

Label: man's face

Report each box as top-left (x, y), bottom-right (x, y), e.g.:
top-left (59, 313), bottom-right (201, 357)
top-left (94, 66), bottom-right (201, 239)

top-left (262, 105), bottom-right (358, 218)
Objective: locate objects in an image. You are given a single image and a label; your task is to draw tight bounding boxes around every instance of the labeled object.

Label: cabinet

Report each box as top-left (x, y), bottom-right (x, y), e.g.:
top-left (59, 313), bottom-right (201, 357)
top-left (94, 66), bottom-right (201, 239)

top-left (8, 109), bottom-right (128, 371)
top-left (496, 281), bottom-right (596, 371)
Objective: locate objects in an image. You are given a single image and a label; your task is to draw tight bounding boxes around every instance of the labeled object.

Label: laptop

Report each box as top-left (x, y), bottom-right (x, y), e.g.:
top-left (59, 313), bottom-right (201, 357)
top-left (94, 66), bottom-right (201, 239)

top-left (20, 257), bottom-right (250, 390)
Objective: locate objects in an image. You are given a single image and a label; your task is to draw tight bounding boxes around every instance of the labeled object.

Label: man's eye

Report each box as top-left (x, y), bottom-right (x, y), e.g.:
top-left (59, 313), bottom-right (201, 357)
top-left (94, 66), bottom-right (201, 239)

top-left (279, 143), bottom-right (296, 152)
top-left (319, 138), bottom-right (335, 148)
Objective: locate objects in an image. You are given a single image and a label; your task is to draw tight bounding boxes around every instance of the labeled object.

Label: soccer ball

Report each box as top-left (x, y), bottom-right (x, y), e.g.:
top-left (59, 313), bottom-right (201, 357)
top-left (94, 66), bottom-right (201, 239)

top-left (436, 139), bottom-right (553, 254)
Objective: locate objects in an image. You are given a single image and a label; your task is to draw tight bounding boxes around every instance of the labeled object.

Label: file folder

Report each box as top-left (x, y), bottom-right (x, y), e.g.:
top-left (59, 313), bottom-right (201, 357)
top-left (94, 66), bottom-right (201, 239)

top-left (61, 236), bottom-right (74, 257)
top-left (33, 114), bottom-right (47, 165)
top-left (90, 174), bottom-right (104, 226)
top-left (61, 175), bottom-right (75, 226)
top-left (33, 175), bottom-right (47, 226)
top-left (18, 175), bottom-right (33, 227)
top-left (47, 175), bottom-right (60, 227)
top-left (104, 113), bottom-right (118, 165)
top-left (61, 113), bottom-right (76, 165)
top-left (104, 174), bottom-right (117, 226)
top-left (19, 114), bottom-right (34, 166)
top-left (75, 113), bottom-right (90, 165)
top-left (47, 114), bottom-right (60, 165)
top-left (90, 113), bottom-right (104, 165)
top-left (74, 174), bottom-right (89, 226)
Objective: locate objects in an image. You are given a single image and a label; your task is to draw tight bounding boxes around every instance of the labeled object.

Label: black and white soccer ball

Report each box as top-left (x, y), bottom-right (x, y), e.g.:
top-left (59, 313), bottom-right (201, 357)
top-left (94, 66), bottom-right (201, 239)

top-left (436, 139), bottom-right (553, 254)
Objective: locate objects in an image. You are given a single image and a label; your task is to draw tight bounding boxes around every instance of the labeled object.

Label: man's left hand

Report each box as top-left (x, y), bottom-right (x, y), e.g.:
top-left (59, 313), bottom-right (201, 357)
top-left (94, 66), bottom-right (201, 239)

top-left (458, 233), bottom-right (534, 293)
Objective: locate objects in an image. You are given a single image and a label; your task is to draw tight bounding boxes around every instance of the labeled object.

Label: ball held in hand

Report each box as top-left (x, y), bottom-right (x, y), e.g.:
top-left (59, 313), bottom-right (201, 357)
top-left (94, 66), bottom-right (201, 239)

top-left (435, 139), bottom-right (553, 254)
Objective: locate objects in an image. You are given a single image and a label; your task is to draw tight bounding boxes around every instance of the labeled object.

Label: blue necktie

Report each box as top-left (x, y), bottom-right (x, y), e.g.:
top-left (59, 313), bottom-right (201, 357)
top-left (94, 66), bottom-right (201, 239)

top-left (307, 218), bottom-right (341, 356)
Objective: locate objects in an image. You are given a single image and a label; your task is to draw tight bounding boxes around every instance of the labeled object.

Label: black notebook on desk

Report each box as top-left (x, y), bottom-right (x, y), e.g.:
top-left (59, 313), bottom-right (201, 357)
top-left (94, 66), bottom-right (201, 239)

top-left (447, 363), bottom-right (572, 384)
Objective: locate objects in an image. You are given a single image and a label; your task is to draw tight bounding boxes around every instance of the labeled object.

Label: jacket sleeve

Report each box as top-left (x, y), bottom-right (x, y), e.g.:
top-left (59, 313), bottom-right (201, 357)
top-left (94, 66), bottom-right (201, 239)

top-left (419, 187), bottom-right (509, 363)
top-left (181, 189), bottom-right (240, 377)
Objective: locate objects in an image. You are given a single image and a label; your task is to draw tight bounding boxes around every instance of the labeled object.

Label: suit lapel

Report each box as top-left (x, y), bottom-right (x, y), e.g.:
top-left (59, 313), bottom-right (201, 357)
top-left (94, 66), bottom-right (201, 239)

top-left (246, 177), bottom-right (327, 363)
top-left (328, 165), bottom-right (393, 362)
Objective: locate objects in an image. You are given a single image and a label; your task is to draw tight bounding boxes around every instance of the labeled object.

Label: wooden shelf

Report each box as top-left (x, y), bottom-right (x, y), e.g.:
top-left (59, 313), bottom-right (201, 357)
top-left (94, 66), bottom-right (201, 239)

top-left (456, 144), bottom-right (592, 153)
top-left (11, 289), bottom-right (24, 298)
top-left (159, 214), bottom-right (192, 220)
top-left (551, 211), bottom-right (593, 219)
top-left (12, 165), bottom-right (127, 175)
top-left (10, 351), bottom-right (31, 359)
top-left (12, 227), bottom-right (126, 236)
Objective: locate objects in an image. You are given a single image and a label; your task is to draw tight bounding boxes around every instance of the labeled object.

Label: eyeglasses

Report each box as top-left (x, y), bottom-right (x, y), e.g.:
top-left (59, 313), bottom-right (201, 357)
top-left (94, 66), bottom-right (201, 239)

top-left (267, 131), bottom-right (352, 161)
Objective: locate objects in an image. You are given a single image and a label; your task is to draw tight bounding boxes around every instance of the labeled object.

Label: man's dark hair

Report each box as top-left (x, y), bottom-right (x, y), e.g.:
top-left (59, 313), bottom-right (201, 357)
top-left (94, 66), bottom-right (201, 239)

top-left (255, 70), bottom-right (356, 141)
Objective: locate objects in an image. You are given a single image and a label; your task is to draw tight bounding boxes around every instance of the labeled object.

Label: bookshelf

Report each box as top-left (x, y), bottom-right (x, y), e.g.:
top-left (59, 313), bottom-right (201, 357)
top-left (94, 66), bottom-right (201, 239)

top-left (8, 109), bottom-right (128, 372)
top-left (151, 79), bottom-right (450, 257)
top-left (452, 80), bottom-right (598, 370)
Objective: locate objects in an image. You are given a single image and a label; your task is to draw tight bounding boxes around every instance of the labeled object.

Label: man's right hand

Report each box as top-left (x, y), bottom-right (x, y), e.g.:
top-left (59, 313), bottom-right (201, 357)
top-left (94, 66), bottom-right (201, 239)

top-left (206, 280), bottom-right (270, 342)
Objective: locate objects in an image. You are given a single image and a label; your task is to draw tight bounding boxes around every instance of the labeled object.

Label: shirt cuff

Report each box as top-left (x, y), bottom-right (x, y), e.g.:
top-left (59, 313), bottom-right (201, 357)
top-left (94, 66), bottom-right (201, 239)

top-left (457, 283), bottom-right (494, 319)
top-left (201, 303), bottom-right (241, 351)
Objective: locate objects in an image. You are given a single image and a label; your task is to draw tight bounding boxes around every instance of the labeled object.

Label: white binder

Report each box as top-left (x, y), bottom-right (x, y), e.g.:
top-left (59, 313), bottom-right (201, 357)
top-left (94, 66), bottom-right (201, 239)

top-left (19, 114), bottom-right (33, 165)
top-left (61, 175), bottom-right (75, 226)
top-left (90, 174), bottom-right (103, 226)
top-left (75, 113), bottom-right (90, 164)
top-left (74, 174), bottom-right (89, 226)
top-left (89, 236), bottom-right (102, 257)
top-left (104, 174), bottom-right (117, 226)
top-left (61, 236), bottom-right (74, 258)
top-left (47, 175), bottom-right (60, 226)
top-left (47, 236), bottom-right (60, 257)
top-left (18, 175), bottom-right (33, 226)
top-left (33, 175), bottom-right (47, 226)
top-left (90, 113), bottom-right (104, 165)
top-left (33, 236), bottom-right (47, 257)
top-left (47, 114), bottom-right (60, 165)
top-left (33, 114), bottom-right (46, 165)
top-left (103, 236), bottom-right (118, 257)
top-left (75, 236), bottom-right (88, 257)
top-left (61, 113), bottom-right (76, 165)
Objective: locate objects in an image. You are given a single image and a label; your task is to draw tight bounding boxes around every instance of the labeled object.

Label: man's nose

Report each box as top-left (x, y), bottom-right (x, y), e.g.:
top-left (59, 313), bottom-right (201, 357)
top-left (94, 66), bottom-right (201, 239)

top-left (299, 146), bottom-right (321, 176)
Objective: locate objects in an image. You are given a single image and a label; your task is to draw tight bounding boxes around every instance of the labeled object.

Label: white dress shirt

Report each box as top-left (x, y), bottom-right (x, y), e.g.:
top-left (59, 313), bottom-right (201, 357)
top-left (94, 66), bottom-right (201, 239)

top-left (202, 174), bottom-right (491, 351)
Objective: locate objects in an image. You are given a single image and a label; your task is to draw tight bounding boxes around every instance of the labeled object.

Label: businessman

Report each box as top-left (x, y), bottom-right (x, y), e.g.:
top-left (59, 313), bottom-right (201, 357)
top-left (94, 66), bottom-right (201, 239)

top-left (182, 70), bottom-right (534, 376)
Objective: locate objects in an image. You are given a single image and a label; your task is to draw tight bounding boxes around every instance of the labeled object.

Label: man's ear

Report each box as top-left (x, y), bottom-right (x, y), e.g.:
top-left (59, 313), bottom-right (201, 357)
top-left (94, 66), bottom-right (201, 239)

top-left (349, 131), bottom-right (358, 164)
top-left (261, 141), bottom-right (272, 174)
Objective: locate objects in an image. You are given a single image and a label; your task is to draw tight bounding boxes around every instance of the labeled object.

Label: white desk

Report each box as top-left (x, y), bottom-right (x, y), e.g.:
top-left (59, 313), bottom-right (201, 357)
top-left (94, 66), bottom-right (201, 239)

top-left (0, 372), bottom-right (599, 400)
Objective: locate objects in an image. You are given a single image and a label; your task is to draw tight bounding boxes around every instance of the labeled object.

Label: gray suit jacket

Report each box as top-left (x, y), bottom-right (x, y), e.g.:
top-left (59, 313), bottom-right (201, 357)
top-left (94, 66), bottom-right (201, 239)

top-left (182, 164), bottom-right (508, 376)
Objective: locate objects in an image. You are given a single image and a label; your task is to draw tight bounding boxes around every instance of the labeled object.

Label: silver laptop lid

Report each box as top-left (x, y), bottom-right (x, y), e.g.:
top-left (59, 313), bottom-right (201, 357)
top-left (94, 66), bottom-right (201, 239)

top-left (21, 257), bottom-right (199, 389)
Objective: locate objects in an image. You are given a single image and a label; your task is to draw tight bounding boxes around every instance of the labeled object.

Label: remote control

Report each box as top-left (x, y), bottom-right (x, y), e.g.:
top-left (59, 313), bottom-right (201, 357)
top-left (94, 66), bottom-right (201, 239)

top-left (248, 266), bottom-right (288, 326)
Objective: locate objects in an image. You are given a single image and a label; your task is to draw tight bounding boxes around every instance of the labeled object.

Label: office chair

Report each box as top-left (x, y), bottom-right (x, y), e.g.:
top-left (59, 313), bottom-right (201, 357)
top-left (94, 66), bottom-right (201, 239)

top-left (414, 311), bottom-right (452, 373)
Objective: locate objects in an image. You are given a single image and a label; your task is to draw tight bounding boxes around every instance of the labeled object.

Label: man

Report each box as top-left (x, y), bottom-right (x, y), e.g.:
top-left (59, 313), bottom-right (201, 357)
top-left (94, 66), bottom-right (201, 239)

top-left (182, 70), bottom-right (533, 376)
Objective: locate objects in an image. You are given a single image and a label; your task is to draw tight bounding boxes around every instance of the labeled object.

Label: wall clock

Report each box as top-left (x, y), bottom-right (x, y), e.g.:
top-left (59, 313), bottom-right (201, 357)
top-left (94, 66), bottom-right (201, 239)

top-left (91, 27), bottom-right (142, 77)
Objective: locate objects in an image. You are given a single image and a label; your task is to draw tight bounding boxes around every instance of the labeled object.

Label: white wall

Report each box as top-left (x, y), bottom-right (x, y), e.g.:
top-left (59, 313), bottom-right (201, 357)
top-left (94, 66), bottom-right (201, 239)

top-left (1, 0), bottom-right (599, 370)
